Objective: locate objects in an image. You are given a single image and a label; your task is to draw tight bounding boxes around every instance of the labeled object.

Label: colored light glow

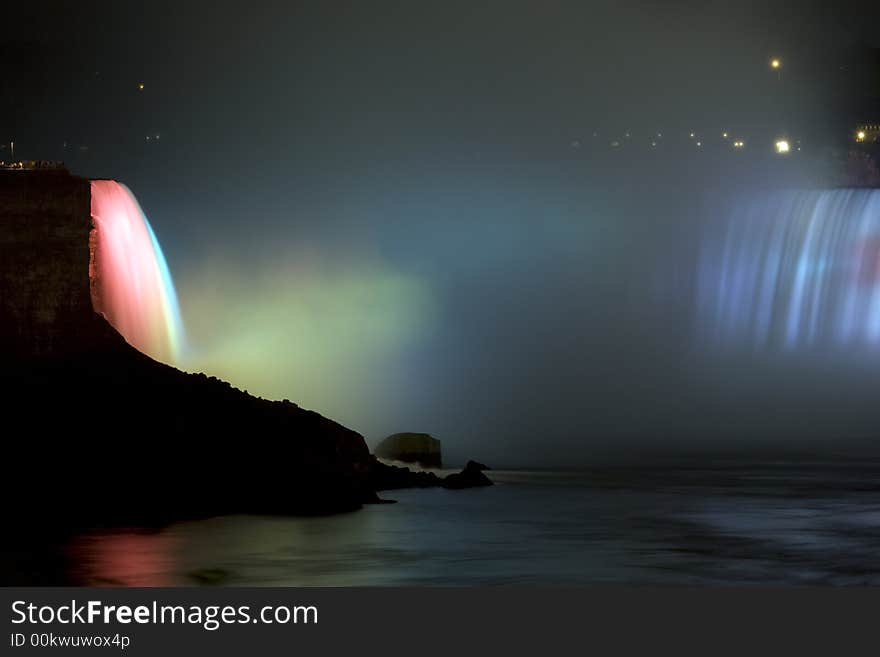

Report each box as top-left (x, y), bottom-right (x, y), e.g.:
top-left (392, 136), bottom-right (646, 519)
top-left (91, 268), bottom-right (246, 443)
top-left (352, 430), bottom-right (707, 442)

top-left (90, 180), bottom-right (185, 364)
top-left (179, 255), bottom-right (434, 430)
top-left (698, 189), bottom-right (880, 349)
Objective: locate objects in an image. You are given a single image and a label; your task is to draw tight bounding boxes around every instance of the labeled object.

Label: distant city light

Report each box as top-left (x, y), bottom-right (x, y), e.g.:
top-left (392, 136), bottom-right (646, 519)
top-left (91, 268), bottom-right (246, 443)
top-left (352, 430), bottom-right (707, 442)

top-left (696, 141), bottom-right (702, 147)
top-left (137, 83), bottom-right (145, 91)
top-left (722, 132), bottom-right (729, 139)
top-left (775, 139), bottom-right (791, 154)
top-left (856, 130), bottom-right (867, 142)
top-left (689, 132), bottom-right (695, 138)
top-left (770, 58), bottom-right (781, 70)
top-left (733, 140), bottom-right (745, 149)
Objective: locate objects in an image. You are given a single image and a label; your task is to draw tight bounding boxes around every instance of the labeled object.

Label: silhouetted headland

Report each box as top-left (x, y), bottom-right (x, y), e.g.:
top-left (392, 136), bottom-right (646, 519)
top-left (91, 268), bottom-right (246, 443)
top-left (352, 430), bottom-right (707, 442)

top-left (0, 170), bottom-right (488, 529)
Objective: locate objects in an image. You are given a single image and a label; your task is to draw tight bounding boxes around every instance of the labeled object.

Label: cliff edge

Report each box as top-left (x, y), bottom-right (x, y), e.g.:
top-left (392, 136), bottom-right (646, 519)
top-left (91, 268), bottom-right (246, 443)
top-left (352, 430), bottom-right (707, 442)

top-left (1, 171), bottom-right (376, 524)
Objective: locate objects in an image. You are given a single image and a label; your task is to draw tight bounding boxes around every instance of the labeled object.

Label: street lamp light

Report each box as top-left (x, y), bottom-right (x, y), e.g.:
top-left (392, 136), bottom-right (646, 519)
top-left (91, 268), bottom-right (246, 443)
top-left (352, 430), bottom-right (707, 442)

top-left (775, 139), bottom-right (790, 154)
top-left (856, 130), bottom-right (867, 143)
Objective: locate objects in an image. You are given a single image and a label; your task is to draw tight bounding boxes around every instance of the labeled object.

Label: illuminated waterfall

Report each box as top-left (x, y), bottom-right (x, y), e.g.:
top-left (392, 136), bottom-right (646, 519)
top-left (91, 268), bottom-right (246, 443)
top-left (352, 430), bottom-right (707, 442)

top-left (89, 180), bottom-right (185, 364)
top-left (698, 189), bottom-right (880, 350)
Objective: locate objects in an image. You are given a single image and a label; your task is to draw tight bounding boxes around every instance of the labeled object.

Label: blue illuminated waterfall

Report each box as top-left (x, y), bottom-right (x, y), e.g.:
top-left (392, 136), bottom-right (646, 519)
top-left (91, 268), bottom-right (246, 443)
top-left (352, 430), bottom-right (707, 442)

top-left (698, 189), bottom-right (880, 349)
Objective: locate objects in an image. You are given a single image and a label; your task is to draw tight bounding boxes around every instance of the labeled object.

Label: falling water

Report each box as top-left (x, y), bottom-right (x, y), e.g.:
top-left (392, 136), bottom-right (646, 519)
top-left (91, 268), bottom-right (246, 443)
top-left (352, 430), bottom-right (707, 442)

top-left (89, 180), bottom-right (185, 364)
top-left (698, 188), bottom-right (880, 350)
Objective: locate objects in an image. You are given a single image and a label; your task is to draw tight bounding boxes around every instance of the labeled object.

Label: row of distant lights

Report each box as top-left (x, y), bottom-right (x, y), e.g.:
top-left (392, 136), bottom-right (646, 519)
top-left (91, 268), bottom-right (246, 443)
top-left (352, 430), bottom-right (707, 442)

top-left (594, 131), bottom-right (795, 154)
top-left (688, 131), bottom-right (751, 151)
top-left (599, 58), bottom-right (812, 155)
top-left (595, 58), bottom-right (869, 156)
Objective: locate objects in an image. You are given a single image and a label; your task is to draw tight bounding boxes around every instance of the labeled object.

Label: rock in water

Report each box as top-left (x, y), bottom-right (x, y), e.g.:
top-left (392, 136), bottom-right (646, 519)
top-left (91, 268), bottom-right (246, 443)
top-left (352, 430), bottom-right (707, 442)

top-left (369, 457), bottom-right (494, 491)
top-left (442, 461), bottom-right (494, 489)
top-left (368, 456), bottom-right (444, 491)
top-left (374, 432), bottom-right (442, 468)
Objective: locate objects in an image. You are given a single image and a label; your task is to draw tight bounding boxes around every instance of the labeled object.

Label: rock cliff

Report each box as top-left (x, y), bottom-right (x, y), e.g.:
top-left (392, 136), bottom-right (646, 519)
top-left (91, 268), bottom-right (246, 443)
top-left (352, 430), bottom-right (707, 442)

top-left (1, 171), bottom-right (376, 524)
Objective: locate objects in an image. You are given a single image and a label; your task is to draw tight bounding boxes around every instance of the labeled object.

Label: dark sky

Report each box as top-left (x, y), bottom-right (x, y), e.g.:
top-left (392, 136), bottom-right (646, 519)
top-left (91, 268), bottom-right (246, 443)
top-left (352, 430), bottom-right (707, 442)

top-left (3, 1), bottom-right (880, 465)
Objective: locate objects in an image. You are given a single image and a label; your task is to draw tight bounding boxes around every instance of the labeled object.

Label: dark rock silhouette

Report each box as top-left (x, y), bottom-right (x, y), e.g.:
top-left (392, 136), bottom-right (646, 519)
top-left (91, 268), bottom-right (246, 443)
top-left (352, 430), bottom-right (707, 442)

top-left (442, 461), bottom-right (494, 490)
top-left (369, 457), bottom-right (493, 491)
top-left (368, 456), bottom-right (444, 490)
top-left (1, 170), bottom-right (491, 528)
top-left (374, 432), bottom-right (442, 468)
top-left (1, 171), bottom-right (375, 524)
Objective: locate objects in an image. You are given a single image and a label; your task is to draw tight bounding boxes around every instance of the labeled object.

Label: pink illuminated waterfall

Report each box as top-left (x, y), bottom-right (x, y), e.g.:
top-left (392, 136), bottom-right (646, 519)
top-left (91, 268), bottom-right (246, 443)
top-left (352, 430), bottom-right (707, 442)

top-left (89, 180), bottom-right (185, 364)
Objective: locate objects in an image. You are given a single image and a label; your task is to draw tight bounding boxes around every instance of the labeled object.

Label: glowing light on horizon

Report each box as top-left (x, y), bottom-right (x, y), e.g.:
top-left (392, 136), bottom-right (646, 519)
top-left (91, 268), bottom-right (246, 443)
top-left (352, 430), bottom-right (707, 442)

top-left (90, 180), bottom-right (185, 364)
top-left (698, 189), bottom-right (880, 349)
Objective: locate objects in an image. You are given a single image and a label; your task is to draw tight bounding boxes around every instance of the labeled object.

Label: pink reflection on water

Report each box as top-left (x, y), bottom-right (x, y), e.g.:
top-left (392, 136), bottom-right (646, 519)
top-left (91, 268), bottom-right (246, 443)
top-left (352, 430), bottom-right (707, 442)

top-left (68, 532), bottom-right (180, 587)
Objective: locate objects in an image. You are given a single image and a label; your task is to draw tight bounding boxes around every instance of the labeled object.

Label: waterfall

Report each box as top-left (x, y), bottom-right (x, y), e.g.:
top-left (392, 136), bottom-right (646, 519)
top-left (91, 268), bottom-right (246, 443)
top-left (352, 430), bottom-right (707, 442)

top-left (89, 180), bottom-right (185, 364)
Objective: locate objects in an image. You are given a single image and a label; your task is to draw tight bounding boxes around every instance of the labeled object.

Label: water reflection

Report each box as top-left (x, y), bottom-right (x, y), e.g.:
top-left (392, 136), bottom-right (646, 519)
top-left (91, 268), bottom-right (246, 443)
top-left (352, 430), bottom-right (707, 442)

top-left (69, 531), bottom-right (181, 586)
top-left (23, 467), bottom-right (880, 586)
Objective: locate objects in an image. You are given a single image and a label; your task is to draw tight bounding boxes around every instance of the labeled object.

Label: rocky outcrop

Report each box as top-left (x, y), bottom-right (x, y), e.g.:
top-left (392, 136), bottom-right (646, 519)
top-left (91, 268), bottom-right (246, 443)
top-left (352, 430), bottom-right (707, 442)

top-left (443, 461), bottom-right (493, 489)
top-left (374, 432), bottom-right (442, 467)
top-left (368, 456), bottom-right (444, 490)
top-left (369, 457), bottom-right (493, 491)
top-left (1, 171), bottom-right (375, 524)
top-left (1, 170), bottom-right (493, 528)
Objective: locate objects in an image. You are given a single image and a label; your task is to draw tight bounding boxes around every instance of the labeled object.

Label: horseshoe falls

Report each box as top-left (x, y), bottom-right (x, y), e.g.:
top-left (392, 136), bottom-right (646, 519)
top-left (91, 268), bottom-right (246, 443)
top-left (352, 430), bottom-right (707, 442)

top-left (698, 189), bottom-right (880, 351)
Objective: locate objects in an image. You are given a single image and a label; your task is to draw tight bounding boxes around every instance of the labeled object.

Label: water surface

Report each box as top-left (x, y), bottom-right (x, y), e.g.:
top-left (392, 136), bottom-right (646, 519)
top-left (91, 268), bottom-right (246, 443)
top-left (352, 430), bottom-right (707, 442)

top-left (6, 465), bottom-right (880, 586)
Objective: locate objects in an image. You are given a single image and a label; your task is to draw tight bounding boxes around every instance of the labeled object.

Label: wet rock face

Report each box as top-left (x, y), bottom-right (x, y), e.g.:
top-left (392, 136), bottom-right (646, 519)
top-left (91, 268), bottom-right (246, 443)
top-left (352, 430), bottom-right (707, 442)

top-left (374, 432), bottom-right (442, 468)
top-left (1, 171), bottom-right (375, 523)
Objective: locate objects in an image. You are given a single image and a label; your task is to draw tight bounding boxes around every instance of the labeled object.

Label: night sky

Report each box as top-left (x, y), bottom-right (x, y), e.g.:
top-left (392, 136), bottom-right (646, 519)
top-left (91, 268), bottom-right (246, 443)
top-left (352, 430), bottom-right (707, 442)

top-left (3, 1), bottom-right (880, 465)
